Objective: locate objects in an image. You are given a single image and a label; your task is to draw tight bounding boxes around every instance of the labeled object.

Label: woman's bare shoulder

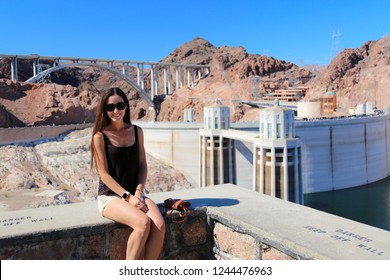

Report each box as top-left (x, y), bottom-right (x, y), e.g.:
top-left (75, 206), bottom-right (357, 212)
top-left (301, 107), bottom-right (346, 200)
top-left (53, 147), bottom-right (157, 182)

top-left (93, 131), bottom-right (104, 142)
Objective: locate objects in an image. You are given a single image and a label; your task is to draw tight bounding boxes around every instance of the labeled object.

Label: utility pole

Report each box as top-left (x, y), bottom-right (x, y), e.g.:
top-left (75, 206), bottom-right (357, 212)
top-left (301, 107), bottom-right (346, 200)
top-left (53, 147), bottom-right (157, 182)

top-left (330, 30), bottom-right (341, 62)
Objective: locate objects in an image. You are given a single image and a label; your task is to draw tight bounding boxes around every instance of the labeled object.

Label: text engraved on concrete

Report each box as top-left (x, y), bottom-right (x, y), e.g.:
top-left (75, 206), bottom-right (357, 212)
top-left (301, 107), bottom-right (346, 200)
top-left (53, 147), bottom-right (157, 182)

top-left (304, 225), bottom-right (385, 257)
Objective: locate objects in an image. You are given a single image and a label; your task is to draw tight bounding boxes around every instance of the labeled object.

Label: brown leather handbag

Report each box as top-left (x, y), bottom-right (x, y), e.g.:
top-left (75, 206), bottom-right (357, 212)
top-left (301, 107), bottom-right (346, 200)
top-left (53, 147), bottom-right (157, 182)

top-left (162, 198), bottom-right (191, 223)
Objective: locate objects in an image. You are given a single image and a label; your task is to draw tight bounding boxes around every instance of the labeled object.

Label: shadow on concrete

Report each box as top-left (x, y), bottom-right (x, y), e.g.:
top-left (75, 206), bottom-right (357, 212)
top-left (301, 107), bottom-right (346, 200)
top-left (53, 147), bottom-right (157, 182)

top-left (186, 198), bottom-right (239, 208)
top-left (235, 140), bottom-right (253, 163)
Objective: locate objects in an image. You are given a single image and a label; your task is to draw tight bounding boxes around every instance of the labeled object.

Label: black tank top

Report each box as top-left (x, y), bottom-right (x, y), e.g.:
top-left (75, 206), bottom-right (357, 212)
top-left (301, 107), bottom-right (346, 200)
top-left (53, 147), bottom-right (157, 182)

top-left (98, 125), bottom-right (139, 196)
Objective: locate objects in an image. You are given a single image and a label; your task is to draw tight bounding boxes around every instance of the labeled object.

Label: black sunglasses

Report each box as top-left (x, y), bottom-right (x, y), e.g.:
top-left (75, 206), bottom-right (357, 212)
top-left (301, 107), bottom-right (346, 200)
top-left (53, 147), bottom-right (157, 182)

top-left (105, 102), bottom-right (126, 112)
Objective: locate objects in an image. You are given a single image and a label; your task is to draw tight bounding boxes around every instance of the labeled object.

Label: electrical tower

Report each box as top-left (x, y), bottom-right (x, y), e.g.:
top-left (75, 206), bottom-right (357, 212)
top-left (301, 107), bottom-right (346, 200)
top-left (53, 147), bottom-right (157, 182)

top-left (330, 30), bottom-right (341, 62)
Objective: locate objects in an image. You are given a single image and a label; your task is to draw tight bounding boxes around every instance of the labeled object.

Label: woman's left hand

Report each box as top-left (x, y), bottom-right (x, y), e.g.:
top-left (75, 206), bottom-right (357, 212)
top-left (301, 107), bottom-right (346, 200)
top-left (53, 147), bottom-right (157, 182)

top-left (128, 194), bottom-right (148, 213)
top-left (136, 192), bottom-right (146, 203)
top-left (135, 184), bottom-right (148, 212)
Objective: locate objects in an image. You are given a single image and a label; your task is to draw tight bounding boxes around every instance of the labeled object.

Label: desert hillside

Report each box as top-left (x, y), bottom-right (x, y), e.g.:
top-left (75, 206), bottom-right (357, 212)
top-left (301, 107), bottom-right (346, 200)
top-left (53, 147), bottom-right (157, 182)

top-left (304, 36), bottom-right (390, 110)
top-left (1, 36), bottom-right (389, 128)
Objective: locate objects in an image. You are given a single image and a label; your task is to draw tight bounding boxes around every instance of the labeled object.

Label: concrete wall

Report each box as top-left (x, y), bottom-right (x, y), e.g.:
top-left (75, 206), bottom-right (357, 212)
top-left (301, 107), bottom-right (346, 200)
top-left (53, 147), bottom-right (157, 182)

top-left (297, 115), bottom-right (390, 193)
top-left (0, 202), bottom-right (213, 260)
top-left (234, 140), bottom-right (254, 189)
top-left (139, 122), bottom-right (202, 187)
top-left (139, 122), bottom-right (255, 190)
top-left (139, 115), bottom-right (390, 194)
top-left (1, 184), bottom-right (390, 260)
top-left (0, 123), bottom-right (92, 146)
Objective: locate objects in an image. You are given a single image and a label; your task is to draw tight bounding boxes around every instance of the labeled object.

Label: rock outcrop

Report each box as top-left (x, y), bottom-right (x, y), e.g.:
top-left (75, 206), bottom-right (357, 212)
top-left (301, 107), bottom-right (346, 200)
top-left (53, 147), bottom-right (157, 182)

top-left (0, 128), bottom-right (193, 211)
top-left (305, 36), bottom-right (390, 110)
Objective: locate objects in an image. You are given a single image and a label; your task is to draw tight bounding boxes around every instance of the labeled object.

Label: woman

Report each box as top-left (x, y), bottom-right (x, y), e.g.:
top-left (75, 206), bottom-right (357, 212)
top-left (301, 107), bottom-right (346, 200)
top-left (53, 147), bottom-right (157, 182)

top-left (91, 87), bottom-right (165, 260)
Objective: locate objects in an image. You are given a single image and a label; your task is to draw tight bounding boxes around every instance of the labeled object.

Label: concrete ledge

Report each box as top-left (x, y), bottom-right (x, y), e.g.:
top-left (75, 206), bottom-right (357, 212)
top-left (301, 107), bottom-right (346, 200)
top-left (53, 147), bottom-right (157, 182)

top-left (1, 184), bottom-right (390, 259)
top-left (0, 123), bottom-right (92, 146)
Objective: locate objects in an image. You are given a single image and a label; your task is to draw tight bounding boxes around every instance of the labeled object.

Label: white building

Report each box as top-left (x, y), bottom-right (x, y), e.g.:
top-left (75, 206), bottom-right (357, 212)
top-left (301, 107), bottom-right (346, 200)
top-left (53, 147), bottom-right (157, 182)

top-left (199, 101), bottom-right (236, 187)
top-left (253, 101), bottom-right (303, 203)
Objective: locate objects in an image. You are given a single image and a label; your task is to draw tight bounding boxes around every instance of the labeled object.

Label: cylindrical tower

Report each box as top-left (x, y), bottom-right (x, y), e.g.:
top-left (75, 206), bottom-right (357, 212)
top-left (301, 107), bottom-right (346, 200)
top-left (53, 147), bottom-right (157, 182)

top-left (199, 100), bottom-right (236, 187)
top-left (253, 100), bottom-right (303, 203)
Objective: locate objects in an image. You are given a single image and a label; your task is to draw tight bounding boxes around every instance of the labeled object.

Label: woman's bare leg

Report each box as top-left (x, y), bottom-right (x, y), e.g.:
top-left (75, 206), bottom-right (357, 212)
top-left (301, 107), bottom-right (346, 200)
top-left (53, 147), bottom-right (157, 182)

top-left (144, 198), bottom-right (166, 260)
top-left (103, 198), bottom-right (151, 260)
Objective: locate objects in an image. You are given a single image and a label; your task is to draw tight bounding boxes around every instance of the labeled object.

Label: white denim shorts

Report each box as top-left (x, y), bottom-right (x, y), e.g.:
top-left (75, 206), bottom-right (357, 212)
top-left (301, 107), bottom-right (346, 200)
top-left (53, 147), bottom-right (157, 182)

top-left (97, 194), bottom-right (121, 216)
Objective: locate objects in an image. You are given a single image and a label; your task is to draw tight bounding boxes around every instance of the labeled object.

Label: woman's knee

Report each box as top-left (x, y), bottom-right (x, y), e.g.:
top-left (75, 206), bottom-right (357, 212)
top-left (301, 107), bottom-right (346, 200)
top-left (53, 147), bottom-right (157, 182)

top-left (132, 215), bottom-right (151, 234)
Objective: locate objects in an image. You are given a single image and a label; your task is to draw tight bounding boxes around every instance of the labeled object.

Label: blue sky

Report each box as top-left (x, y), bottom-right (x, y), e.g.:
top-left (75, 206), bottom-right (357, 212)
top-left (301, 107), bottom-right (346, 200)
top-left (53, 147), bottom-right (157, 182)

top-left (1, 0), bottom-right (389, 66)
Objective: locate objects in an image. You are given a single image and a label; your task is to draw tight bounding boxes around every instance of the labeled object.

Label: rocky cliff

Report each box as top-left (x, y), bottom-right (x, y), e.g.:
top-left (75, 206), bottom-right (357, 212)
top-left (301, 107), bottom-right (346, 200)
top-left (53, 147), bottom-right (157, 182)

top-left (305, 36), bottom-right (390, 110)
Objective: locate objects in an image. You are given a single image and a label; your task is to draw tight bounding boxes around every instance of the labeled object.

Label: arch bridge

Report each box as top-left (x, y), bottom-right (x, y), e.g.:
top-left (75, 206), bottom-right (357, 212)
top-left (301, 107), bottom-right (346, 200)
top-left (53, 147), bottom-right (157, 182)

top-left (0, 54), bottom-right (210, 112)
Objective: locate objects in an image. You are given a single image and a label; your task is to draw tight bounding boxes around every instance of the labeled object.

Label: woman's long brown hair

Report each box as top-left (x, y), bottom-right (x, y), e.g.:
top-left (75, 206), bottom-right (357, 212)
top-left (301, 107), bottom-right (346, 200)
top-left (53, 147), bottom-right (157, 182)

top-left (90, 87), bottom-right (132, 170)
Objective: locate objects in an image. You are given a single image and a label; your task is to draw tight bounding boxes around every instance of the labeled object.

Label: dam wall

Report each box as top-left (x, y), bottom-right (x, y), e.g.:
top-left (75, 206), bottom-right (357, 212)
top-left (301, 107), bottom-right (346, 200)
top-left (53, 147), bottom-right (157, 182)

top-left (138, 122), bottom-right (256, 189)
top-left (1, 115), bottom-right (389, 194)
top-left (138, 122), bottom-right (202, 187)
top-left (139, 115), bottom-right (390, 194)
top-left (0, 123), bottom-right (92, 146)
top-left (296, 115), bottom-right (390, 193)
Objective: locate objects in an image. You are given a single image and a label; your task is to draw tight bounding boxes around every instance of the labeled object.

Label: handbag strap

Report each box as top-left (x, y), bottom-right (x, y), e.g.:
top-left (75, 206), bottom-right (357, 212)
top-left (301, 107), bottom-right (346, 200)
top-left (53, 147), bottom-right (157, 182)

top-left (162, 198), bottom-right (191, 223)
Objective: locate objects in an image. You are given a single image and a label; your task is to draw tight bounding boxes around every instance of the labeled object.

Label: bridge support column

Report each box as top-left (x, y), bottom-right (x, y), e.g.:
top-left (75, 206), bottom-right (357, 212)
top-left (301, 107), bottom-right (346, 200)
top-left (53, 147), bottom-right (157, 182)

top-left (187, 67), bottom-right (190, 88)
top-left (179, 66), bottom-right (183, 89)
top-left (154, 65), bottom-right (159, 96)
top-left (200, 101), bottom-right (236, 187)
top-left (140, 64), bottom-right (145, 90)
top-left (150, 66), bottom-right (155, 99)
top-left (11, 58), bottom-right (18, 81)
top-left (163, 66), bottom-right (167, 95)
top-left (167, 66), bottom-right (172, 94)
top-left (136, 64), bottom-right (141, 86)
top-left (175, 66), bottom-right (179, 90)
top-left (122, 62), bottom-right (131, 76)
top-left (191, 67), bottom-right (195, 88)
top-left (33, 59), bottom-right (37, 76)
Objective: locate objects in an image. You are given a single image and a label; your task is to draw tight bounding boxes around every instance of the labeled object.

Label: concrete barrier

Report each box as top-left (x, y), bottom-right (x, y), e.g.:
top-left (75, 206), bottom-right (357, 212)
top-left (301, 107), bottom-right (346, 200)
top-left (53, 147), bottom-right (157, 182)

top-left (1, 184), bottom-right (389, 260)
top-left (0, 123), bottom-right (92, 146)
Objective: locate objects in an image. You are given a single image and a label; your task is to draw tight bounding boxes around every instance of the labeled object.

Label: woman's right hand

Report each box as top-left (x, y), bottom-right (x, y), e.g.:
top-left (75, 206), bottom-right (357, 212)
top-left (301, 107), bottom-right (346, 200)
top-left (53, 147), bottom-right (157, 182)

top-left (128, 194), bottom-right (149, 213)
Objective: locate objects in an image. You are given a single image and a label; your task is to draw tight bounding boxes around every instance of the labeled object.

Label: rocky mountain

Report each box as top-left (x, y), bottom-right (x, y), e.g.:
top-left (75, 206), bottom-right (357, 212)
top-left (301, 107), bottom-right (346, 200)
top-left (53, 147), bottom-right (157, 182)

top-left (304, 36), bottom-right (390, 110)
top-left (156, 38), bottom-right (313, 122)
top-left (2, 36), bottom-right (389, 127)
